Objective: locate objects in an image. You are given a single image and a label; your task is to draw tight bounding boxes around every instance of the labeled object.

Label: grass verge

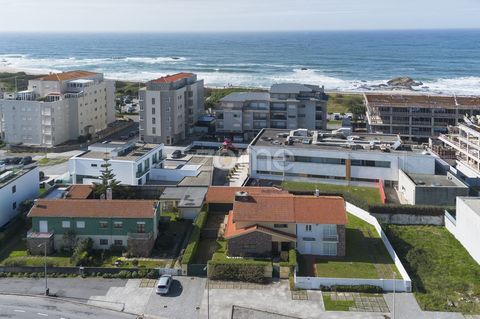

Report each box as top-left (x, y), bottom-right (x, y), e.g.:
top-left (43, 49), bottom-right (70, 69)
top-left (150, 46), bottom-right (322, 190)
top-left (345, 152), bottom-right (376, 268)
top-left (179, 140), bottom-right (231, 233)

top-left (323, 295), bottom-right (355, 311)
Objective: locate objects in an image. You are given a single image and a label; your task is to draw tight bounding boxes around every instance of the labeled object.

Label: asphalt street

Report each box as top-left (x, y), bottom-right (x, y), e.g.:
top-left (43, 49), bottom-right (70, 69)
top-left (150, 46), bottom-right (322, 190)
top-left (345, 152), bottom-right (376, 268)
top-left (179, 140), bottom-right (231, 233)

top-left (0, 294), bottom-right (136, 319)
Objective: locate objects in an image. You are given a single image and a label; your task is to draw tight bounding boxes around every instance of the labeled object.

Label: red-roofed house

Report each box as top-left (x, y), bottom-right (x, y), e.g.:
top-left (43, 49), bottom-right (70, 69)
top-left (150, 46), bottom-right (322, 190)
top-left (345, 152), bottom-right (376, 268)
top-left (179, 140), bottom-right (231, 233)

top-left (209, 187), bottom-right (347, 258)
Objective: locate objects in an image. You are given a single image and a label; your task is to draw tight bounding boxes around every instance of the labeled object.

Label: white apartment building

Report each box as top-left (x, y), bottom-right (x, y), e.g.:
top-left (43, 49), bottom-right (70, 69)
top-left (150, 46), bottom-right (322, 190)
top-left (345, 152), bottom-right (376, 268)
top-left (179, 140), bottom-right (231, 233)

top-left (0, 165), bottom-right (39, 227)
top-left (69, 141), bottom-right (164, 186)
top-left (0, 71), bottom-right (116, 147)
top-left (445, 197), bottom-right (480, 265)
top-left (215, 84), bottom-right (327, 140)
top-left (139, 73), bottom-right (204, 145)
top-left (439, 116), bottom-right (480, 182)
top-left (249, 128), bottom-right (436, 187)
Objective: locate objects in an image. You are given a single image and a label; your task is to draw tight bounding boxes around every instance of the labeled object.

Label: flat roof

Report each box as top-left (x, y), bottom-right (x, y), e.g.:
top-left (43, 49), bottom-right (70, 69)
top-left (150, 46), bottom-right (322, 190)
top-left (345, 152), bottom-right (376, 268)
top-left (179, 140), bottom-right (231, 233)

top-left (459, 197), bottom-right (480, 217)
top-left (405, 173), bottom-right (467, 187)
top-left (270, 83), bottom-right (316, 94)
top-left (78, 142), bottom-right (161, 161)
top-left (250, 128), bottom-right (422, 154)
top-left (159, 187), bottom-right (208, 208)
top-left (220, 92), bottom-right (270, 102)
top-left (0, 166), bottom-right (37, 190)
top-left (365, 93), bottom-right (480, 109)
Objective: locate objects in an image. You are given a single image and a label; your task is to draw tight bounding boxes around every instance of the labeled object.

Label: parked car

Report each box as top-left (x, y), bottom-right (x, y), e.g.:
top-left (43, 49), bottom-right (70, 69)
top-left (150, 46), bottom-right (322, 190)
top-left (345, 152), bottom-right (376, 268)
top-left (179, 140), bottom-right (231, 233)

top-left (171, 150), bottom-right (183, 159)
top-left (119, 135), bottom-right (129, 140)
top-left (10, 157), bottom-right (22, 164)
top-left (20, 156), bottom-right (32, 165)
top-left (128, 131), bottom-right (137, 138)
top-left (156, 275), bottom-right (173, 295)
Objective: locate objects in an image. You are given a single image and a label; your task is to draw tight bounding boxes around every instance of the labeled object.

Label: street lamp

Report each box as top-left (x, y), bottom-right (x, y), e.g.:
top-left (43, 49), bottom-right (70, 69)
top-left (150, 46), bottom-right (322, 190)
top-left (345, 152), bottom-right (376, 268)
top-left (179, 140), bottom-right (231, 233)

top-left (203, 266), bottom-right (209, 319)
top-left (37, 242), bottom-right (49, 296)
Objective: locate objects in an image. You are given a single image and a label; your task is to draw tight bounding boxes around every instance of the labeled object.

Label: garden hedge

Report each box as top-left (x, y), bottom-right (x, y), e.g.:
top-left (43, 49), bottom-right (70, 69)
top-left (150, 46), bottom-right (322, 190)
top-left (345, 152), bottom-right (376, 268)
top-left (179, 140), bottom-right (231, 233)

top-left (320, 284), bottom-right (383, 293)
top-left (181, 210), bottom-right (208, 264)
top-left (207, 260), bottom-right (270, 283)
top-left (368, 204), bottom-right (454, 216)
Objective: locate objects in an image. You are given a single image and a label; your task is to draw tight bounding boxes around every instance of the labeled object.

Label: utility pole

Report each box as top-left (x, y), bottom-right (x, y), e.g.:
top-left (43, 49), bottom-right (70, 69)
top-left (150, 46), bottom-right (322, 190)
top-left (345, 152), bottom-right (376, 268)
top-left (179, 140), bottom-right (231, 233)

top-left (38, 242), bottom-right (49, 296)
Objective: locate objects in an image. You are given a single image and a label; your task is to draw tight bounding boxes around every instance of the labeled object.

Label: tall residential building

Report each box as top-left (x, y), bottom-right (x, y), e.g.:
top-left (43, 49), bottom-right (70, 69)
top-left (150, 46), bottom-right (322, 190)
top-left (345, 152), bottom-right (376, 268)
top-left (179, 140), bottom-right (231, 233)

top-left (365, 93), bottom-right (480, 141)
top-left (0, 71), bottom-right (116, 147)
top-left (139, 73), bottom-right (204, 145)
top-left (215, 83), bottom-right (327, 140)
top-left (439, 116), bottom-right (480, 180)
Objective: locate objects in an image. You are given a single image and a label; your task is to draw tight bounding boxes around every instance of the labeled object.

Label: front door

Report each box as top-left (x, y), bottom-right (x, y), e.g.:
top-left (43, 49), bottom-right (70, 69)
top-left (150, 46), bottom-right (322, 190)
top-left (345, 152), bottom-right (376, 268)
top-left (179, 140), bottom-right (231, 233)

top-left (271, 241), bottom-right (279, 254)
top-left (39, 220), bottom-right (48, 233)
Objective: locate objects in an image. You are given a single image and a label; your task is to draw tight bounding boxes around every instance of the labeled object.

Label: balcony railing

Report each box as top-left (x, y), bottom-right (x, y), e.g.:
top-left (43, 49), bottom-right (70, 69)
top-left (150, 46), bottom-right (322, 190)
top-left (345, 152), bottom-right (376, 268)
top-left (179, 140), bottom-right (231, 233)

top-left (322, 235), bottom-right (339, 242)
top-left (136, 167), bottom-right (150, 178)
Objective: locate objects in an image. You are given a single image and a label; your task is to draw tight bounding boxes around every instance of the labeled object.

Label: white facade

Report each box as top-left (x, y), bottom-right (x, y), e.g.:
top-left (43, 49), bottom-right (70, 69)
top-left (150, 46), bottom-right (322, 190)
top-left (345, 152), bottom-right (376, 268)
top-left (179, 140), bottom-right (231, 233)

top-left (0, 71), bottom-right (115, 147)
top-left (446, 197), bottom-right (480, 265)
top-left (296, 223), bottom-right (338, 256)
top-left (249, 144), bottom-right (436, 186)
top-left (0, 166), bottom-right (39, 227)
top-left (69, 142), bottom-right (164, 186)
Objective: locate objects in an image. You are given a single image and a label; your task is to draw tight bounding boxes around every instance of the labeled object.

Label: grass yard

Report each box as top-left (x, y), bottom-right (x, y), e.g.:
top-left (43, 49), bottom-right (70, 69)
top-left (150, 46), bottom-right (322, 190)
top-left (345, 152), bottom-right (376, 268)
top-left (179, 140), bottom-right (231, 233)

top-left (326, 93), bottom-right (364, 114)
top-left (210, 239), bottom-right (270, 265)
top-left (0, 239), bottom-right (73, 267)
top-left (281, 181), bottom-right (382, 206)
top-left (385, 225), bottom-right (480, 314)
top-left (36, 157), bottom-right (69, 166)
top-left (308, 214), bottom-right (400, 279)
top-left (323, 295), bottom-right (355, 311)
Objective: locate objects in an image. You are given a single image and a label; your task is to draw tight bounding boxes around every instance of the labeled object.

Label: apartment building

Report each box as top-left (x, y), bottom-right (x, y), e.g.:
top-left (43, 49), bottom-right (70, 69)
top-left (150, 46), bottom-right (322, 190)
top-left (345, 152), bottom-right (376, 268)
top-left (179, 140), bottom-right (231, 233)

top-left (0, 71), bottom-right (116, 147)
top-left (215, 83), bottom-right (327, 140)
top-left (439, 115), bottom-right (480, 180)
top-left (365, 93), bottom-right (480, 141)
top-left (139, 73), bottom-right (204, 145)
top-left (249, 128), bottom-right (436, 187)
top-left (69, 140), bottom-right (164, 186)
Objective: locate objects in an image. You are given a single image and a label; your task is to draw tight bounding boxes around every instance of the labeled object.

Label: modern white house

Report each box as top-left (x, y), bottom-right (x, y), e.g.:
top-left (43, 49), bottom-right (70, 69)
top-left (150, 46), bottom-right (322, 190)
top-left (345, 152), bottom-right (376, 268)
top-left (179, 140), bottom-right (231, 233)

top-left (68, 141), bottom-right (164, 186)
top-left (0, 165), bottom-right (39, 227)
top-left (445, 197), bottom-right (480, 265)
top-left (249, 128), bottom-right (437, 187)
top-left (0, 70), bottom-right (116, 147)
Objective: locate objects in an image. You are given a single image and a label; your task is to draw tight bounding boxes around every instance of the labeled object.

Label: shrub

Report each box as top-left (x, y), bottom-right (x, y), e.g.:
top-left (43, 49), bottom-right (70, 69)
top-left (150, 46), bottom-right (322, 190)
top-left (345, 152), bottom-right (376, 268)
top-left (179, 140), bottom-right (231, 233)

top-left (118, 270), bottom-right (129, 279)
top-left (71, 238), bottom-right (94, 266)
top-left (131, 259), bottom-right (139, 267)
top-left (320, 284), bottom-right (383, 293)
top-left (279, 249), bottom-right (298, 270)
top-left (368, 204), bottom-right (453, 216)
top-left (208, 260), bottom-right (269, 283)
top-left (147, 269), bottom-right (158, 279)
top-left (181, 210), bottom-right (208, 264)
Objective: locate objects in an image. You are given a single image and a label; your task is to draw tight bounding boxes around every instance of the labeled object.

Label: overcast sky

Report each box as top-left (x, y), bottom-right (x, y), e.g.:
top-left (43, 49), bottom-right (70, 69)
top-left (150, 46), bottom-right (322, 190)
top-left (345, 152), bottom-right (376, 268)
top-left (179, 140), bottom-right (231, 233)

top-left (1, 0), bottom-right (480, 32)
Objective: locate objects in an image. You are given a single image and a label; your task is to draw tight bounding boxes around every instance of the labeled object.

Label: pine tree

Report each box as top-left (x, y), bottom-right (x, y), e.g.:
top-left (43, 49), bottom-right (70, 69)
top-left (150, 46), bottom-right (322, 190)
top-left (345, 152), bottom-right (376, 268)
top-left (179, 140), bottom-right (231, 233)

top-left (92, 157), bottom-right (121, 198)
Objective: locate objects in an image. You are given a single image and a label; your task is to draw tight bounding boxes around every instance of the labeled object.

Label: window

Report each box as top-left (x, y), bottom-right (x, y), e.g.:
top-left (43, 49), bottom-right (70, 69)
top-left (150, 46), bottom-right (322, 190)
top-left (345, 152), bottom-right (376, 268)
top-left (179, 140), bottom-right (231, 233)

top-left (62, 221), bottom-right (71, 228)
top-left (114, 240), bottom-right (123, 246)
top-left (100, 239), bottom-right (108, 246)
top-left (11, 185), bottom-right (16, 193)
top-left (305, 225), bottom-right (312, 232)
top-left (91, 164), bottom-right (98, 167)
top-left (274, 224), bottom-right (288, 228)
top-left (99, 221), bottom-right (108, 229)
top-left (152, 127), bottom-right (156, 135)
top-left (152, 108), bottom-right (155, 115)
top-left (76, 221), bottom-right (85, 229)
top-left (302, 237), bottom-right (315, 241)
top-left (152, 117), bottom-right (156, 125)
top-left (136, 222), bottom-right (145, 233)
top-left (113, 221), bottom-right (123, 229)
top-left (12, 202), bottom-right (16, 210)
top-left (151, 98), bottom-right (156, 105)
top-left (323, 243), bottom-right (337, 256)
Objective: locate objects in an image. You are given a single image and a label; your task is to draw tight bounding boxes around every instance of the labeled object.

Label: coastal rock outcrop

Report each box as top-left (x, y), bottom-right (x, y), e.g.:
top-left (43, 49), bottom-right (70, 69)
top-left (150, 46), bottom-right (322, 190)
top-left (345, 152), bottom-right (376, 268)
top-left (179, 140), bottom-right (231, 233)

top-left (387, 76), bottom-right (423, 89)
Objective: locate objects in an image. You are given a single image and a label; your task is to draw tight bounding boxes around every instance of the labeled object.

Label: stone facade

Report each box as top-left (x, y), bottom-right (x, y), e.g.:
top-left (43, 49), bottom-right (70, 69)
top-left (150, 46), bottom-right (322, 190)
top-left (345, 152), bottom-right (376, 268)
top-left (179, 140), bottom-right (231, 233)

top-left (336, 225), bottom-right (346, 257)
top-left (227, 231), bottom-right (272, 257)
top-left (27, 233), bottom-right (54, 256)
top-left (127, 233), bottom-right (155, 257)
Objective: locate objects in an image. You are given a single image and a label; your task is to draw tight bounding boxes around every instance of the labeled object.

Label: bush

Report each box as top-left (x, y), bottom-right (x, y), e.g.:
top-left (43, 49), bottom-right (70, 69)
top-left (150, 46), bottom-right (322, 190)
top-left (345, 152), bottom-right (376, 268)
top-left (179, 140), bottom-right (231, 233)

top-left (131, 259), bottom-right (139, 267)
top-left (320, 284), bottom-right (383, 293)
top-left (368, 204), bottom-right (452, 216)
top-left (181, 210), bottom-right (208, 264)
top-left (147, 269), bottom-right (158, 279)
top-left (279, 249), bottom-right (297, 269)
top-left (71, 238), bottom-right (94, 266)
top-left (208, 260), bottom-right (269, 283)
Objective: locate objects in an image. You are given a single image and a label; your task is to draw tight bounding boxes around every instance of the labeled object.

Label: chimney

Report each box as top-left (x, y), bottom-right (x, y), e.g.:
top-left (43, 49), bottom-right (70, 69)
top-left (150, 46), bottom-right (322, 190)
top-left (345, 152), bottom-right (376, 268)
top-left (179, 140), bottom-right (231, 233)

top-left (106, 188), bottom-right (113, 200)
top-left (235, 191), bottom-right (251, 202)
top-left (314, 189), bottom-right (320, 197)
top-left (33, 199), bottom-right (38, 207)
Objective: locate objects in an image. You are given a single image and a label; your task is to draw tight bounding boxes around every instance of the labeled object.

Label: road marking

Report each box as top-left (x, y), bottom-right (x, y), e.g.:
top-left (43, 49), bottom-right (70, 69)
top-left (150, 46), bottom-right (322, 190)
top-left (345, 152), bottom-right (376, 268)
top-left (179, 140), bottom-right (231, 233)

top-left (37, 313), bottom-right (48, 316)
top-left (14, 309), bottom-right (26, 313)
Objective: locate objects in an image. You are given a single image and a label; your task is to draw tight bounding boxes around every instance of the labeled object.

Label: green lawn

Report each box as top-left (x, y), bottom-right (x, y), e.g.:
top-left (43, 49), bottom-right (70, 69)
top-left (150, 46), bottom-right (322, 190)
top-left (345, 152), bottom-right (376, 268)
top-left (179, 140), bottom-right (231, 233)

top-left (281, 181), bottom-right (382, 206)
top-left (36, 157), bottom-right (69, 166)
top-left (323, 295), bottom-right (355, 311)
top-left (312, 214), bottom-right (400, 279)
top-left (326, 93), bottom-right (364, 114)
top-left (210, 239), bottom-right (270, 265)
top-left (0, 240), bottom-right (73, 267)
top-left (386, 225), bottom-right (480, 314)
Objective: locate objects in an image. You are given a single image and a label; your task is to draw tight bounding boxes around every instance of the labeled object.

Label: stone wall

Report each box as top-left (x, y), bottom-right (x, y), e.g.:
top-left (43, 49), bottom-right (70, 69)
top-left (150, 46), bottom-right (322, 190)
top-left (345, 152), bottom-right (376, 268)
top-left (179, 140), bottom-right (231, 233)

top-left (227, 231), bottom-right (272, 257)
top-left (337, 225), bottom-right (346, 257)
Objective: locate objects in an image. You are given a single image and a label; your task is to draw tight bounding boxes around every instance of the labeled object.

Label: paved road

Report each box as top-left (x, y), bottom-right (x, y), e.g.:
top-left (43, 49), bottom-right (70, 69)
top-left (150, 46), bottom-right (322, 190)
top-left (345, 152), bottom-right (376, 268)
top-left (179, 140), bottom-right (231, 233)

top-left (0, 294), bottom-right (136, 319)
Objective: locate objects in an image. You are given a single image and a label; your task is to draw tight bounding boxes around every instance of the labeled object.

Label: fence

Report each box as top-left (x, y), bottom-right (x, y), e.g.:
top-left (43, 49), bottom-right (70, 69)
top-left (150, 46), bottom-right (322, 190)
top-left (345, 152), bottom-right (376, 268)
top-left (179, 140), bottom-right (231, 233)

top-left (294, 202), bottom-right (412, 292)
top-left (444, 210), bottom-right (457, 235)
top-left (378, 179), bottom-right (387, 204)
top-left (187, 264), bottom-right (208, 277)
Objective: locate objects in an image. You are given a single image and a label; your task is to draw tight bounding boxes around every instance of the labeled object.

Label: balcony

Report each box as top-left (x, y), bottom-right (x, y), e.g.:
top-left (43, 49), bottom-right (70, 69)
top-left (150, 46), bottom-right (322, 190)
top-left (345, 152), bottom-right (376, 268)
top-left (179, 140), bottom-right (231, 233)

top-left (271, 115), bottom-right (287, 121)
top-left (136, 167), bottom-right (150, 178)
top-left (322, 234), bottom-right (339, 242)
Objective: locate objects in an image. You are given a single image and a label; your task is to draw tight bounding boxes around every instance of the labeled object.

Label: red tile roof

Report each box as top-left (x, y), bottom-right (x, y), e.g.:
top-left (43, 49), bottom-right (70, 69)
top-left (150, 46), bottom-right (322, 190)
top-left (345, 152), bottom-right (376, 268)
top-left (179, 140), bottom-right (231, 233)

top-left (223, 211), bottom-right (297, 241)
top-left (66, 185), bottom-right (93, 199)
top-left (28, 199), bottom-right (158, 219)
top-left (206, 186), bottom-right (288, 204)
top-left (151, 72), bottom-right (194, 84)
top-left (37, 70), bottom-right (98, 82)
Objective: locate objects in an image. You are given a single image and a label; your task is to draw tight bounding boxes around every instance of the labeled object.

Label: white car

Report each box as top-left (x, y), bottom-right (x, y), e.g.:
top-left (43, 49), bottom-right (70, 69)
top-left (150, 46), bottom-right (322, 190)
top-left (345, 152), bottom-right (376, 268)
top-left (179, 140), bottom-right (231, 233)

top-left (156, 275), bottom-right (173, 295)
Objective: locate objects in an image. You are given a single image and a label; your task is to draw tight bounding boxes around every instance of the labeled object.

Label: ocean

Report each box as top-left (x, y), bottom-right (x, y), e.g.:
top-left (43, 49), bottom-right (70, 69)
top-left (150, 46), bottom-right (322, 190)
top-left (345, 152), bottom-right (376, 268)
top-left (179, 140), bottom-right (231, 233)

top-left (0, 30), bottom-right (480, 94)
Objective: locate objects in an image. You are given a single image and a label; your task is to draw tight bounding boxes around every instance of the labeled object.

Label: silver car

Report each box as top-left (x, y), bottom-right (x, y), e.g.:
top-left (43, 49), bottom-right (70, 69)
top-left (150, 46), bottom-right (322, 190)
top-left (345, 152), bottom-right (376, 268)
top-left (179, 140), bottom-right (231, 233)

top-left (156, 275), bottom-right (173, 295)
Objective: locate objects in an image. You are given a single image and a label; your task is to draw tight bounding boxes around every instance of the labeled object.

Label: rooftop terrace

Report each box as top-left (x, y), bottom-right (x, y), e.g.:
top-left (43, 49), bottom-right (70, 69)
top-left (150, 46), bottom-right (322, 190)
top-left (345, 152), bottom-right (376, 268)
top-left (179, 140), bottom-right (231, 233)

top-left (77, 141), bottom-right (161, 161)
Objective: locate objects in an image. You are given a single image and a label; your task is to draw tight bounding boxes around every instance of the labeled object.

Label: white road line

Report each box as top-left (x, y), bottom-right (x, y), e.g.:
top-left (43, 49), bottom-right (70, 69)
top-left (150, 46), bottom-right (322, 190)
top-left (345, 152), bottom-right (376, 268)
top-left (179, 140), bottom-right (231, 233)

top-left (14, 309), bottom-right (26, 313)
top-left (37, 313), bottom-right (48, 316)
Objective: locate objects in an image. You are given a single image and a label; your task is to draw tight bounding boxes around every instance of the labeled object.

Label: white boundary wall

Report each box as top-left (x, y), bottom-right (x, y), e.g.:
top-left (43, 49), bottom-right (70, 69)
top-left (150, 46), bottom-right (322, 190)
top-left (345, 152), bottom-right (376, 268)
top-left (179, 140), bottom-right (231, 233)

top-left (295, 202), bottom-right (412, 292)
